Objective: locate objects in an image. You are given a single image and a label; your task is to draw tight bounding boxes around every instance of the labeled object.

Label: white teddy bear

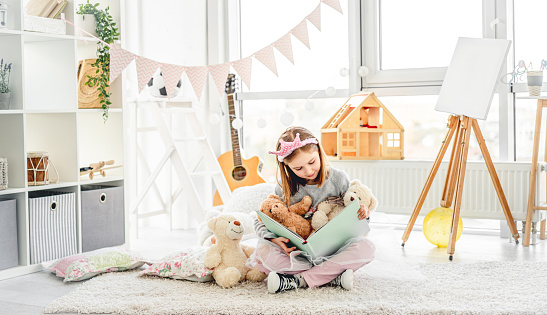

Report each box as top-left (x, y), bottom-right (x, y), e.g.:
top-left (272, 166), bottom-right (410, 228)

top-left (203, 214), bottom-right (266, 288)
top-left (311, 179), bottom-right (378, 230)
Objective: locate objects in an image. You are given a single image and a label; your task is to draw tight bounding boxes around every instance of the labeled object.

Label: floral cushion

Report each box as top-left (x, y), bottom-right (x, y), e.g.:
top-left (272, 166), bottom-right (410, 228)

top-left (46, 248), bottom-right (149, 282)
top-left (139, 246), bottom-right (213, 282)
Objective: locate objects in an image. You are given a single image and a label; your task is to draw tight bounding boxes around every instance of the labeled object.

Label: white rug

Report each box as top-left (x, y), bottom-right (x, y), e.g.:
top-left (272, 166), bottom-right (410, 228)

top-left (45, 260), bottom-right (547, 315)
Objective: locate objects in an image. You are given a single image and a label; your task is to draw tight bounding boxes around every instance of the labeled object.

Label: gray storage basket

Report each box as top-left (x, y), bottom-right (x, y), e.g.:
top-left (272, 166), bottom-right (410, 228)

top-left (81, 185), bottom-right (125, 252)
top-left (29, 190), bottom-right (77, 264)
top-left (0, 157), bottom-right (7, 190)
top-left (0, 199), bottom-right (18, 270)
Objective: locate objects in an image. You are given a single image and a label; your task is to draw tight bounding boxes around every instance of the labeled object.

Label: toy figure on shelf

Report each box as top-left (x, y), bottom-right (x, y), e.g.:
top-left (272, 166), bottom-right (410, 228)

top-left (79, 160), bottom-right (122, 180)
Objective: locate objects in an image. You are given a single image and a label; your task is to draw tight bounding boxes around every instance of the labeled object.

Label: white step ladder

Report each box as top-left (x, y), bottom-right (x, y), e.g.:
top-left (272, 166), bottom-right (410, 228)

top-left (127, 100), bottom-right (231, 238)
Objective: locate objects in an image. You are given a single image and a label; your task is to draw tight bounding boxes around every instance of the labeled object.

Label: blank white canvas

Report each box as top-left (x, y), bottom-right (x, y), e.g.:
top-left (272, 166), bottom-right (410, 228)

top-left (435, 37), bottom-right (511, 120)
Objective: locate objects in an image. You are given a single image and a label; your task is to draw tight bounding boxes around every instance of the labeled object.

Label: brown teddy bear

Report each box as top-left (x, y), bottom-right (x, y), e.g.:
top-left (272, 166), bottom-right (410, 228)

top-left (311, 179), bottom-right (378, 230)
top-left (259, 194), bottom-right (313, 239)
top-left (203, 214), bottom-right (267, 288)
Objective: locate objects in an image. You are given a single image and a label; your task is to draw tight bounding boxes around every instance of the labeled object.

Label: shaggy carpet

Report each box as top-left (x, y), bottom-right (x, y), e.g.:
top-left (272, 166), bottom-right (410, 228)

top-left (44, 259), bottom-right (547, 315)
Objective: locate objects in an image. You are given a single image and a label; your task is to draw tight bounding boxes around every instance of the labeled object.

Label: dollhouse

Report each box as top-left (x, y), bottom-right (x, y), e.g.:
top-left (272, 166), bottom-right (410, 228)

top-left (320, 92), bottom-right (404, 160)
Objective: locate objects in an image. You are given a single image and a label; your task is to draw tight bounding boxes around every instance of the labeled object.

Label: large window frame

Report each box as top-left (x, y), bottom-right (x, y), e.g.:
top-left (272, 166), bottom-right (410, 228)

top-left (224, 0), bottom-right (517, 161)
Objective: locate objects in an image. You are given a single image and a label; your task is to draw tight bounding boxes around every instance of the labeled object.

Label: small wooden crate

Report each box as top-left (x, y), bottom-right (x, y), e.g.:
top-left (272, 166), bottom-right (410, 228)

top-left (0, 157), bottom-right (7, 190)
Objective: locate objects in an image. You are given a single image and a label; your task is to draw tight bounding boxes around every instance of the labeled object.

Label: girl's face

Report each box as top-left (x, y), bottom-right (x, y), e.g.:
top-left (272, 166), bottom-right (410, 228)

top-left (285, 149), bottom-right (321, 183)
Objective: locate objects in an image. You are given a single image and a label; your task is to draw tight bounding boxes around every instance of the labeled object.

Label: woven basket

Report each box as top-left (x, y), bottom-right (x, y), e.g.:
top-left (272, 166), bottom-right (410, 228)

top-left (0, 157), bottom-right (7, 190)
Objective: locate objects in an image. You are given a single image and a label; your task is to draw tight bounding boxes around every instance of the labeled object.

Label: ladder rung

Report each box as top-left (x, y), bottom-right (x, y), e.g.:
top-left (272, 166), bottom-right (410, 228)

top-left (175, 136), bottom-right (207, 142)
top-left (190, 171), bottom-right (222, 176)
top-left (137, 127), bottom-right (157, 132)
top-left (137, 209), bottom-right (168, 219)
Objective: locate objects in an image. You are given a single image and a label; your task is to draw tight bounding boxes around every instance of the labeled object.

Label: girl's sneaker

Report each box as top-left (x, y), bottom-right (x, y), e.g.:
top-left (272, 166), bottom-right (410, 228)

top-left (267, 272), bottom-right (300, 293)
top-left (329, 269), bottom-right (354, 290)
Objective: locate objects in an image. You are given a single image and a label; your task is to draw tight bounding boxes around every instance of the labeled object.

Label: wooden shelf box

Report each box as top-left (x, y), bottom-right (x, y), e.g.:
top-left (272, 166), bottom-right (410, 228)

top-left (321, 92), bottom-right (405, 160)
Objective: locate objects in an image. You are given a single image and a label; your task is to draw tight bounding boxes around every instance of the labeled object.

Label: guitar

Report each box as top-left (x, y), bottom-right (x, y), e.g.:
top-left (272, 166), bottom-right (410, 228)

top-left (213, 74), bottom-right (266, 206)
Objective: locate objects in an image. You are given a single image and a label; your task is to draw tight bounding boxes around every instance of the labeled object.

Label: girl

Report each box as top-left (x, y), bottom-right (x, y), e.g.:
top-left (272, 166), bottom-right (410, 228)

top-left (252, 126), bottom-right (375, 294)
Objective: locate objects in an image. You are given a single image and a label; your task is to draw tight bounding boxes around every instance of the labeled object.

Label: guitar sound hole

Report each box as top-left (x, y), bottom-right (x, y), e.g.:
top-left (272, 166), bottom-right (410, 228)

top-left (232, 166), bottom-right (247, 181)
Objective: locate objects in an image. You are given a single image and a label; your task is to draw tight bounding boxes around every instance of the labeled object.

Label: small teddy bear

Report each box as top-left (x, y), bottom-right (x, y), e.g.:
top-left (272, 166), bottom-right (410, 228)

top-left (203, 214), bottom-right (267, 288)
top-left (259, 194), bottom-right (313, 239)
top-left (311, 179), bottom-right (378, 230)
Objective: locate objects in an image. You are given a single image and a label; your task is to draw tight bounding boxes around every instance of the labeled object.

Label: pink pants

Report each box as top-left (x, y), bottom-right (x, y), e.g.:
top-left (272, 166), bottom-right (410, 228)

top-left (256, 238), bottom-right (375, 288)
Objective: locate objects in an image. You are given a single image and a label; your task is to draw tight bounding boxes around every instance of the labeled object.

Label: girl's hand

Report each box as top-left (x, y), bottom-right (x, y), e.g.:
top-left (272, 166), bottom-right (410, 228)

top-left (270, 237), bottom-right (296, 255)
top-left (358, 204), bottom-right (370, 220)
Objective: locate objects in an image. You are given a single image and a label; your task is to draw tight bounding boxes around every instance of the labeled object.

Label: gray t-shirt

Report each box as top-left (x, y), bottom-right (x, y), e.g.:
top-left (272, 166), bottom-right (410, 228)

top-left (255, 167), bottom-right (350, 239)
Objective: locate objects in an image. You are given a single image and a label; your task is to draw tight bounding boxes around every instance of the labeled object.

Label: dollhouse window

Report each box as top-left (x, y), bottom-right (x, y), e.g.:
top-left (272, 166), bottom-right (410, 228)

top-left (342, 132), bottom-right (355, 147)
top-left (387, 133), bottom-right (400, 148)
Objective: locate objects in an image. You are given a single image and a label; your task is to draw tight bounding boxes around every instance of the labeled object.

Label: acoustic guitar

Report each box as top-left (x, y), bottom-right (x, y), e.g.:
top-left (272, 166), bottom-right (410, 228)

top-left (213, 74), bottom-right (266, 206)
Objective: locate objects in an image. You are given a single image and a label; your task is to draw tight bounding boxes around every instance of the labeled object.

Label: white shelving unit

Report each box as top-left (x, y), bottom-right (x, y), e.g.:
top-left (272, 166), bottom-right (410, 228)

top-left (0, 0), bottom-right (126, 280)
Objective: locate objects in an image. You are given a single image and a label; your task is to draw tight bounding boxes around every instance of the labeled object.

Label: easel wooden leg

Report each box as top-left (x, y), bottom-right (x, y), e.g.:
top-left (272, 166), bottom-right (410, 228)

top-left (524, 101), bottom-right (543, 246)
top-left (402, 116), bottom-right (459, 245)
top-left (447, 116), bottom-right (472, 259)
top-left (471, 119), bottom-right (520, 243)
top-left (441, 121), bottom-right (462, 208)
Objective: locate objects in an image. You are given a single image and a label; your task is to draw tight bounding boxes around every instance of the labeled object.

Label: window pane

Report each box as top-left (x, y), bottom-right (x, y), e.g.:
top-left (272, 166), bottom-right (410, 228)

top-left (240, 0), bottom-right (349, 91)
top-left (241, 98), bottom-right (347, 183)
top-left (375, 95), bottom-right (501, 161)
top-left (514, 1), bottom-right (547, 72)
top-left (379, 0), bottom-right (482, 70)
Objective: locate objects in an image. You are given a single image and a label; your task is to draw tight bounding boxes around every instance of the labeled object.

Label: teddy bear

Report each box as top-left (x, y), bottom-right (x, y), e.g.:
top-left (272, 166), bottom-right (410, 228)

top-left (259, 194), bottom-right (313, 239)
top-left (311, 179), bottom-right (378, 230)
top-left (203, 214), bottom-right (267, 288)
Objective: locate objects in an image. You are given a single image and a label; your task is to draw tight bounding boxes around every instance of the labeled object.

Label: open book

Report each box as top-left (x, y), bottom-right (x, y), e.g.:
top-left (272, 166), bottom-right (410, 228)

top-left (256, 200), bottom-right (370, 260)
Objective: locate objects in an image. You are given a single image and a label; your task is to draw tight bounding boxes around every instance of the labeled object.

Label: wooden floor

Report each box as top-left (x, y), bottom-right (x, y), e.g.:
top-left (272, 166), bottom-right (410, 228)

top-left (1, 216), bottom-right (546, 315)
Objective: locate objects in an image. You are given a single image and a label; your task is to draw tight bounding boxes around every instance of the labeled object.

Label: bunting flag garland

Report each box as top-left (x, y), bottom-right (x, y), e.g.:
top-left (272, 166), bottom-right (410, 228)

top-left (104, 0), bottom-right (342, 100)
top-left (232, 57), bottom-right (253, 90)
top-left (274, 34), bottom-right (295, 64)
top-left (307, 5), bottom-right (322, 31)
top-left (209, 63), bottom-right (233, 96)
top-left (291, 19), bottom-right (311, 49)
top-left (136, 56), bottom-right (160, 93)
top-left (160, 63), bottom-right (186, 99)
top-left (254, 45), bottom-right (279, 77)
top-left (185, 66), bottom-right (209, 101)
top-left (322, 0), bottom-right (343, 14)
top-left (109, 45), bottom-right (136, 83)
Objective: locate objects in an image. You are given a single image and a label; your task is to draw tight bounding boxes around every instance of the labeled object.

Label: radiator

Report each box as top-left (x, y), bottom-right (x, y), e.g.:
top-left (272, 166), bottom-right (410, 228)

top-left (331, 160), bottom-right (544, 221)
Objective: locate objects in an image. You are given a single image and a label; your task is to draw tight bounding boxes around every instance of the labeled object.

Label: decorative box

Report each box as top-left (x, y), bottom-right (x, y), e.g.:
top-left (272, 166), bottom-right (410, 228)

top-left (24, 13), bottom-right (66, 35)
top-left (0, 156), bottom-right (6, 190)
top-left (29, 190), bottom-right (76, 264)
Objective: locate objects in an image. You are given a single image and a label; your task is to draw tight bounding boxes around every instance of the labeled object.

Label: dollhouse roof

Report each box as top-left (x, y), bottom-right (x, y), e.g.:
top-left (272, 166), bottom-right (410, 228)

top-left (321, 92), bottom-right (404, 131)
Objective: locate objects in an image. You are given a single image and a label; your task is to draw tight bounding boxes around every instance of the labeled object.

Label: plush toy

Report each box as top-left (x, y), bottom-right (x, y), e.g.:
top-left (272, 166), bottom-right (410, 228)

top-left (203, 214), bottom-right (267, 288)
top-left (311, 179), bottom-right (378, 230)
top-left (259, 194), bottom-right (313, 239)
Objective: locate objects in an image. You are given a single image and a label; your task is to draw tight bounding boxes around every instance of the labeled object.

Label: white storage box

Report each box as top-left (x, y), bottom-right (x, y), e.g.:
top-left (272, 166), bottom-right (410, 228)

top-left (24, 14), bottom-right (66, 35)
top-left (29, 190), bottom-right (76, 264)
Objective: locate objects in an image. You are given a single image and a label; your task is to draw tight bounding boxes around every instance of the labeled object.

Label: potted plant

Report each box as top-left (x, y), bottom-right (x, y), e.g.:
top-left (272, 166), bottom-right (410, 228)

top-left (76, 1), bottom-right (120, 121)
top-left (0, 58), bottom-right (12, 110)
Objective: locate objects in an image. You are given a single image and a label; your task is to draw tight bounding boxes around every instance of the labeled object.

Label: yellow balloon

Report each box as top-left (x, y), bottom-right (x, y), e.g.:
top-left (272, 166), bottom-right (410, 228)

top-left (423, 207), bottom-right (463, 247)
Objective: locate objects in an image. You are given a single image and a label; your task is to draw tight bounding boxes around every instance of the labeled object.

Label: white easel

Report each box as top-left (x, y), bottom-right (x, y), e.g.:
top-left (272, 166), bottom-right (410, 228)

top-left (127, 100), bottom-right (231, 238)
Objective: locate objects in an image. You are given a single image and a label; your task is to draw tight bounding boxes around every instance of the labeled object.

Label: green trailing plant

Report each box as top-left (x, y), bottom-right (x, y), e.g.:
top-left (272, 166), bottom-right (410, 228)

top-left (0, 58), bottom-right (12, 93)
top-left (76, 1), bottom-right (120, 121)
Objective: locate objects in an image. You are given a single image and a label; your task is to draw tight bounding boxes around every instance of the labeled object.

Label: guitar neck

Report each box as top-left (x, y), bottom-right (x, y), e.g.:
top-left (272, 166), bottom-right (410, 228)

top-left (227, 94), bottom-right (242, 166)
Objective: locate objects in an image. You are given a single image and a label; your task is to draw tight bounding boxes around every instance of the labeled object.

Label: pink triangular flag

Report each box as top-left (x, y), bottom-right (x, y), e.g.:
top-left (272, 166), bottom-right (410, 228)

top-left (185, 66), bottom-right (209, 101)
top-left (322, 0), bottom-right (343, 14)
top-left (273, 34), bottom-right (294, 64)
top-left (160, 63), bottom-right (185, 99)
top-left (254, 45), bottom-right (278, 77)
top-left (135, 56), bottom-right (160, 93)
top-left (209, 63), bottom-right (232, 97)
top-left (291, 20), bottom-right (311, 49)
top-left (232, 57), bottom-right (252, 90)
top-left (109, 45), bottom-right (136, 84)
top-left (307, 5), bottom-right (321, 31)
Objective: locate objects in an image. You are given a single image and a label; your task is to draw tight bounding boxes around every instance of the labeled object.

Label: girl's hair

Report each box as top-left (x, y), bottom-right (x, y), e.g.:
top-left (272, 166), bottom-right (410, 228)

top-left (275, 126), bottom-right (330, 206)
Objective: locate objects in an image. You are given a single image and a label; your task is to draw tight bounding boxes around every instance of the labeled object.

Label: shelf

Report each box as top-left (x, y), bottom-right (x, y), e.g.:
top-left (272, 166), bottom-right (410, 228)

top-left (79, 175), bottom-right (124, 184)
top-left (0, 28), bottom-right (99, 43)
top-left (0, 188), bottom-right (26, 196)
top-left (26, 181), bottom-right (79, 192)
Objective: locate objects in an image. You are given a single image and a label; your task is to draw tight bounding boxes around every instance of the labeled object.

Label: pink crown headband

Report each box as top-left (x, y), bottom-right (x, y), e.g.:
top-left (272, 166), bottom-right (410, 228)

top-left (269, 133), bottom-right (319, 162)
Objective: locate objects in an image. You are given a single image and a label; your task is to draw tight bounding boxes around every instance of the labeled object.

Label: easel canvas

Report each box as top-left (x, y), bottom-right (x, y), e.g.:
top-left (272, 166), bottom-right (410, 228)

top-left (402, 37), bottom-right (519, 259)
